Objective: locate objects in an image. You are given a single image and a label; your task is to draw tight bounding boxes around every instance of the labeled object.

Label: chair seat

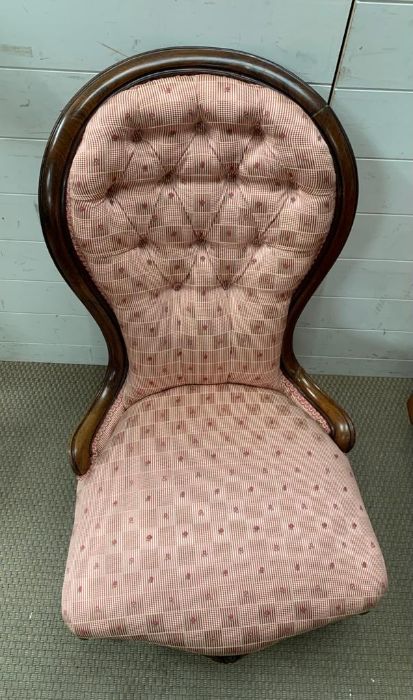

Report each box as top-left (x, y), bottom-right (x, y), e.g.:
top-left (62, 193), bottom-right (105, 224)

top-left (62, 383), bottom-right (387, 656)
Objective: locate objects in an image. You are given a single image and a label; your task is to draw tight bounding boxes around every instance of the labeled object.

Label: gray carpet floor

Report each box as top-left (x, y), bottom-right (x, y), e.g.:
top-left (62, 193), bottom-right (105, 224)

top-left (0, 362), bottom-right (412, 700)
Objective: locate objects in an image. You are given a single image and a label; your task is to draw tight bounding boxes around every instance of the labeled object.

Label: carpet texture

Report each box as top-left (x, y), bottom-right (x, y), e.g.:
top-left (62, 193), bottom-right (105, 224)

top-left (0, 362), bottom-right (412, 699)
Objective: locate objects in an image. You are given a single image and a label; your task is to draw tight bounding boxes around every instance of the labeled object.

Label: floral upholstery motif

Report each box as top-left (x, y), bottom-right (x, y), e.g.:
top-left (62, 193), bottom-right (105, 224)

top-left (63, 74), bottom-right (387, 655)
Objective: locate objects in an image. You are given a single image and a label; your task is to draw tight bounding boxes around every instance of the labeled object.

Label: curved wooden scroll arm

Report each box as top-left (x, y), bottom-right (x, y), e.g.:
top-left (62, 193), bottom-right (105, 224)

top-left (69, 360), bottom-right (126, 476)
top-left (281, 352), bottom-right (355, 453)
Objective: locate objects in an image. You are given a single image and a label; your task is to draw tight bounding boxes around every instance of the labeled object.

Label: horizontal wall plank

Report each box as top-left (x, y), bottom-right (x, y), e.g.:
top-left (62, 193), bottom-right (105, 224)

top-left (331, 88), bottom-right (413, 159)
top-left (0, 138), bottom-right (45, 194)
top-left (0, 0), bottom-right (351, 83)
top-left (295, 327), bottom-right (413, 361)
top-left (1, 241), bottom-right (412, 301)
top-left (2, 145), bottom-right (412, 224)
top-left (0, 341), bottom-right (99, 364)
top-left (310, 85), bottom-right (331, 101)
top-left (0, 280), bottom-right (86, 314)
top-left (90, 344), bottom-right (108, 365)
top-left (0, 69), bottom-right (95, 139)
top-left (1, 296), bottom-right (410, 348)
top-left (0, 240), bottom-right (62, 281)
top-left (1, 342), bottom-right (411, 377)
top-left (1, 305), bottom-right (411, 359)
top-left (338, 1), bottom-right (413, 90)
top-left (316, 259), bottom-right (413, 300)
top-left (2, 290), bottom-right (410, 341)
top-left (357, 159), bottom-right (413, 215)
top-left (298, 355), bottom-right (413, 378)
top-left (360, 1), bottom-right (413, 4)
top-left (342, 213), bottom-right (413, 261)
top-left (299, 296), bottom-right (413, 332)
top-left (2, 277), bottom-right (412, 334)
top-left (0, 312), bottom-right (103, 345)
top-left (0, 67), bottom-right (330, 139)
top-left (2, 241), bottom-right (412, 303)
top-left (0, 194), bottom-right (41, 241)
top-left (2, 204), bottom-right (411, 267)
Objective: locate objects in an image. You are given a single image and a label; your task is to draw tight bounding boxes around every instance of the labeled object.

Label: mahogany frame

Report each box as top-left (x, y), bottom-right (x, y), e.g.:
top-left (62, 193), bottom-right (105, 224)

top-left (38, 47), bottom-right (358, 476)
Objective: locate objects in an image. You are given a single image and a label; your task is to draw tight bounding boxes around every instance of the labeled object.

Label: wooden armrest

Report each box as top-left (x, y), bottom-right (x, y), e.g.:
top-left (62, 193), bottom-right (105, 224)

top-left (281, 356), bottom-right (355, 453)
top-left (70, 357), bottom-right (127, 476)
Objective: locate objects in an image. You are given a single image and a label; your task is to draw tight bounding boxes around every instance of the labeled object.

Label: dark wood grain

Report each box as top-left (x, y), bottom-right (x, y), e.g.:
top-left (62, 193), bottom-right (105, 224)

top-left (38, 47), bottom-right (358, 475)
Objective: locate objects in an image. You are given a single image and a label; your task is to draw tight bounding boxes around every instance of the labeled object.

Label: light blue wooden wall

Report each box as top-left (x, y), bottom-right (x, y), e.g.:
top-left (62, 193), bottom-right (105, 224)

top-left (0, 0), bottom-right (412, 376)
top-left (307, 0), bottom-right (413, 377)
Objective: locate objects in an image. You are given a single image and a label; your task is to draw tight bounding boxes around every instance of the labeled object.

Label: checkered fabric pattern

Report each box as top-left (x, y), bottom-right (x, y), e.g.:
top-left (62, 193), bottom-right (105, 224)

top-left (63, 74), bottom-right (387, 655)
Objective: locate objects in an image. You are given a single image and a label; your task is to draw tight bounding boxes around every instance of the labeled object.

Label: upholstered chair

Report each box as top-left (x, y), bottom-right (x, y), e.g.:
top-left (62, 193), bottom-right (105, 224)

top-left (39, 48), bottom-right (387, 661)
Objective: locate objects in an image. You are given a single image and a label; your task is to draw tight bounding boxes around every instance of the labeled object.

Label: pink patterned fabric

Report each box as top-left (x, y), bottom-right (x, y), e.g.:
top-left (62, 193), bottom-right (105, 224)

top-left (63, 384), bottom-right (387, 655)
top-left (67, 73), bottom-right (336, 412)
top-left (63, 74), bottom-right (387, 655)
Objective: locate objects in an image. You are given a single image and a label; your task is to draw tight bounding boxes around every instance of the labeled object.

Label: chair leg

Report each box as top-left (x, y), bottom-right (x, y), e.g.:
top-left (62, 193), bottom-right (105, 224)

top-left (208, 655), bottom-right (243, 663)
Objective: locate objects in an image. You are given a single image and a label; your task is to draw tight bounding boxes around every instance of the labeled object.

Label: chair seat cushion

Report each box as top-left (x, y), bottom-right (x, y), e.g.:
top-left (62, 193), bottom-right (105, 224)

top-left (62, 383), bottom-right (387, 656)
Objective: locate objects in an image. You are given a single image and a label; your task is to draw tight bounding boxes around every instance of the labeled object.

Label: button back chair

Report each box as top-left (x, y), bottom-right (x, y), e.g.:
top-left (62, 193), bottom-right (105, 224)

top-left (39, 47), bottom-right (387, 661)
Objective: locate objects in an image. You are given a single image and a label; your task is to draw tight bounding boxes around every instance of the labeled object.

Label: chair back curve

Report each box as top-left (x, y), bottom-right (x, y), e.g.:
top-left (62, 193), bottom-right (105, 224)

top-left (38, 48), bottom-right (358, 474)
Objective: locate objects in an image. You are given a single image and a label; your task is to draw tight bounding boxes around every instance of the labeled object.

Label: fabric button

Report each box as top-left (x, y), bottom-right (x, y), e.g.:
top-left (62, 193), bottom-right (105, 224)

top-left (222, 281), bottom-right (230, 290)
top-left (226, 165), bottom-right (237, 180)
top-left (174, 283), bottom-right (182, 291)
top-left (195, 121), bottom-right (206, 134)
top-left (138, 236), bottom-right (147, 247)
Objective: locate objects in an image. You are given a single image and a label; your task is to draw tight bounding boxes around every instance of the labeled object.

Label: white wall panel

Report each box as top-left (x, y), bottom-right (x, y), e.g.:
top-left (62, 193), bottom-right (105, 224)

top-left (323, 1), bottom-right (413, 376)
top-left (0, 341), bottom-right (98, 364)
top-left (331, 89), bottom-right (413, 159)
top-left (0, 69), bottom-right (95, 139)
top-left (356, 159), bottom-right (413, 215)
top-left (0, 194), bottom-right (41, 241)
top-left (0, 312), bottom-right (102, 346)
top-left (295, 327), bottom-right (413, 361)
top-left (316, 259), bottom-right (413, 300)
top-left (0, 138), bottom-right (45, 194)
top-left (0, 241), bottom-right (61, 281)
top-left (338, 1), bottom-right (413, 90)
top-left (297, 355), bottom-right (413, 377)
top-left (0, 0), bottom-right (352, 83)
top-left (0, 280), bottom-right (86, 315)
top-left (341, 213), bottom-right (413, 261)
top-left (299, 297), bottom-right (413, 333)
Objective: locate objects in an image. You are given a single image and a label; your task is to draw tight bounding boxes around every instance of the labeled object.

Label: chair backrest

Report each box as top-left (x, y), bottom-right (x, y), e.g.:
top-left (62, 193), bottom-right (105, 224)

top-left (39, 48), bottom-right (358, 473)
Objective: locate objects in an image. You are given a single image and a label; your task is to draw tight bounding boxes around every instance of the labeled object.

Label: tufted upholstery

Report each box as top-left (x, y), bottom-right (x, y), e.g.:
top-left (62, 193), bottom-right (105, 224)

top-left (62, 73), bottom-right (387, 656)
top-left (67, 74), bottom-right (336, 418)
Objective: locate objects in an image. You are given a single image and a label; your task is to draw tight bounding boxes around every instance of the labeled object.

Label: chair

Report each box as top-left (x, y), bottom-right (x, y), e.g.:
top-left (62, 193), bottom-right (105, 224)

top-left (39, 47), bottom-right (387, 660)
